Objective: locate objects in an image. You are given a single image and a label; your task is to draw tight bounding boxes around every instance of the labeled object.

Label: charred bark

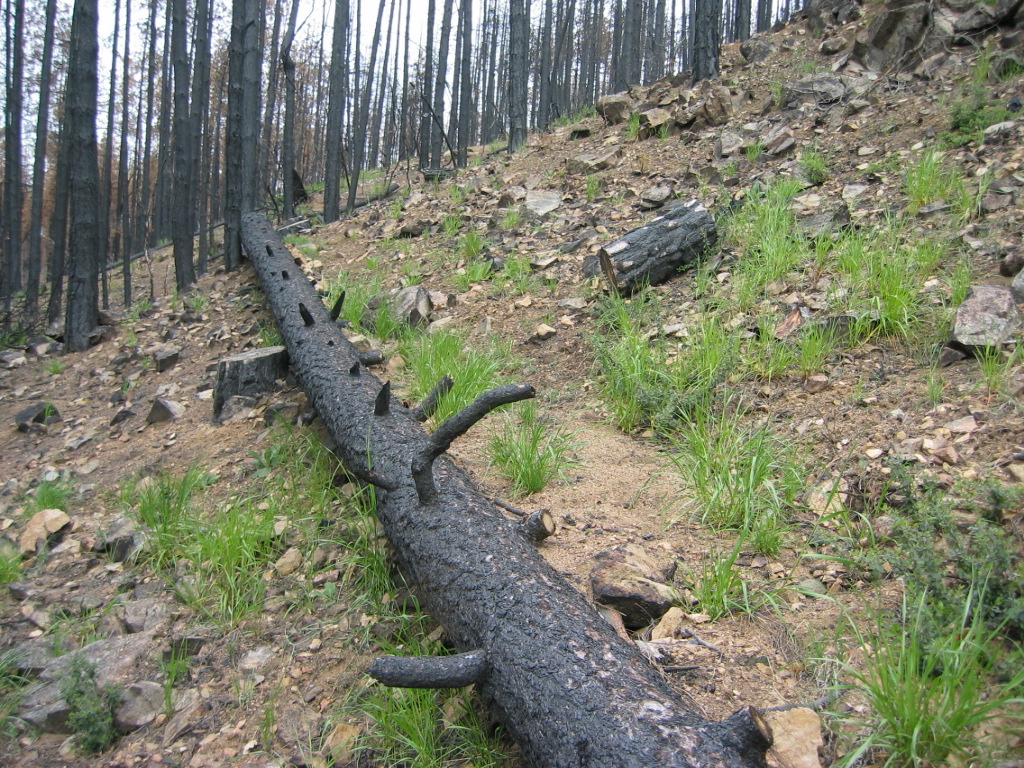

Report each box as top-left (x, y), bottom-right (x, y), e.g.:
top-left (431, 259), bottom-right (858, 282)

top-left (240, 211), bottom-right (769, 768)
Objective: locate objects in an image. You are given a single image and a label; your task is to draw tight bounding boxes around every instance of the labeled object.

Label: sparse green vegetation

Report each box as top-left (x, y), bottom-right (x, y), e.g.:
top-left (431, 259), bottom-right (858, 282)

top-left (745, 142), bottom-right (766, 163)
top-left (800, 147), bottom-right (829, 185)
top-left (26, 478), bottom-right (74, 515)
top-left (488, 401), bottom-right (578, 497)
top-left (43, 357), bottom-right (66, 375)
top-left (585, 174), bottom-right (603, 202)
top-left (454, 259), bottom-right (493, 291)
top-left (62, 657), bottom-right (122, 754)
top-left (0, 544), bottom-right (20, 586)
top-left (625, 112), bottom-right (642, 141)
top-left (0, 650), bottom-right (29, 737)
top-left (460, 230), bottom-right (488, 260)
top-left (185, 292), bottom-right (209, 313)
top-left (500, 207), bottom-right (523, 230)
top-left (443, 213), bottom-right (462, 237)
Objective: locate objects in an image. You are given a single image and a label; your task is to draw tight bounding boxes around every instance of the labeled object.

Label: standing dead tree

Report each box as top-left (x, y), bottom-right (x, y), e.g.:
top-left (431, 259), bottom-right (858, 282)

top-left (240, 211), bottom-right (771, 768)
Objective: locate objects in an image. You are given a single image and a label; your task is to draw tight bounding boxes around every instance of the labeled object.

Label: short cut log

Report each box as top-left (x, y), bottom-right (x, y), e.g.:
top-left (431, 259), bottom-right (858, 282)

top-left (582, 199), bottom-right (718, 294)
top-left (240, 212), bottom-right (769, 768)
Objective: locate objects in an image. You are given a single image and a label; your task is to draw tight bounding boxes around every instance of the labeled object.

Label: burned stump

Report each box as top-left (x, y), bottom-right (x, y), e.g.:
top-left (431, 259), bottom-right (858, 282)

top-left (240, 211), bottom-right (769, 768)
top-left (213, 346), bottom-right (289, 419)
top-left (583, 199), bottom-right (718, 294)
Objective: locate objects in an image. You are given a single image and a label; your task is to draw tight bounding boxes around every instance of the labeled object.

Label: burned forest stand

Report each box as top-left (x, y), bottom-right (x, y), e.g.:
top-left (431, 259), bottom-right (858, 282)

top-left (240, 211), bottom-right (772, 768)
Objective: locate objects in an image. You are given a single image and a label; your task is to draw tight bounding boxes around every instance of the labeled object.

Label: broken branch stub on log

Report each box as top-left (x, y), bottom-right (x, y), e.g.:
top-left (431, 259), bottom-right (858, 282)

top-left (240, 212), bottom-right (769, 768)
top-left (583, 198), bottom-right (718, 294)
top-left (369, 649), bottom-right (488, 688)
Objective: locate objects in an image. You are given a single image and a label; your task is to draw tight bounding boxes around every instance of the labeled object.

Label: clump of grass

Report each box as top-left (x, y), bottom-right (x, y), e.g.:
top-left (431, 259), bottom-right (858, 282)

top-left (259, 321), bottom-right (284, 347)
top-left (62, 657), bottom-right (122, 754)
top-left (625, 112), bottom-right (641, 140)
top-left (454, 259), bottom-right (494, 291)
top-left (796, 323), bottom-right (839, 377)
top-left (941, 84), bottom-right (1011, 147)
top-left (26, 478), bottom-right (75, 514)
top-left (585, 174), bottom-right (603, 202)
top-left (398, 330), bottom-right (511, 425)
top-left (976, 345), bottom-right (1019, 397)
top-left (460, 231), bottom-right (488, 260)
top-left (0, 544), bottom-right (21, 585)
top-left (684, 539), bottom-right (782, 618)
top-left (185, 292), bottom-right (209, 313)
top-left (903, 149), bottom-right (964, 214)
top-left (488, 401), bottom-right (578, 497)
top-left (44, 358), bottom-right (66, 375)
top-left (0, 650), bottom-right (29, 738)
top-left (834, 587), bottom-right (1024, 768)
top-left (500, 207), bottom-right (523, 230)
top-left (443, 213), bottom-right (462, 237)
top-left (745, 142), bottom-right (766, 163)
top-left (800, 148), bottom-right (829, 185)
top-left (591, 292), bottom-right (737, 433)
top-left (666, 396), bottom-right (803, 551)
top-left (324, 271), bottom-right (386, 330)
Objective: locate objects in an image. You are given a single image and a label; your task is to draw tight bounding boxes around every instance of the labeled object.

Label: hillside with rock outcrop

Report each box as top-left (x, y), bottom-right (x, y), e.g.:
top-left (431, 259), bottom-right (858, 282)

top-left (2, 1), bottom-right (1024, 766)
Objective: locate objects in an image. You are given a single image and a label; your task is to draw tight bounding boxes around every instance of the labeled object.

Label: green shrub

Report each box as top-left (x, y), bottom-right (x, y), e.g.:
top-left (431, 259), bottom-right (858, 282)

top-left (62, 657), bottom-right (121, 754)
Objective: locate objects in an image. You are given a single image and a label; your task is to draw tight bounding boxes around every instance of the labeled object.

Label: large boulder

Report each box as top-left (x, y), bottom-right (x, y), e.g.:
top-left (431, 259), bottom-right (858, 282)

top-left (806, 0), bottom-right (862, 33)
top-left (740, 36), bottom-right (777, 63)
top-left (590, 545), bottom-right (679, 630)
top-left (852, 0), bottom-right (943, 72)
top-left (597, 92), bottom-right (633, 124)
top-left (952, 285), bottom-right (1022, 349)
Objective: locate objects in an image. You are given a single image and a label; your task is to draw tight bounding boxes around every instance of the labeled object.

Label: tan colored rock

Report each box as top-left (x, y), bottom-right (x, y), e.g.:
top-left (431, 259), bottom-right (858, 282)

top-left (19, 509), bottom-right (71, 555)
top-left (651, 606), bottom-right (686, 640)
top-left (275, 547), bottom-right (303, 577)
top-left (765, 707), bottom-right (824, 768)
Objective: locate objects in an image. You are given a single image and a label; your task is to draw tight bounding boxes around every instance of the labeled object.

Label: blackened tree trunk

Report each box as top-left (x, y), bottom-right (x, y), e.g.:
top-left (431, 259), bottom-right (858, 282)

top-left (3, 0), bottom-right (26, 319)
top-left (117, 0), bottom-right (132, 307)
top-left (418, 0), bottom-right (436, 170)
top-left (64, 0), bottom-right (102, 352)
top-left (136, 0), bottom-right (159, 253)
top-left (241, 0), bottom-right (263, 213)
top-left (735, 0), bottom-right (752, 40)
top-left (323, 0), bottom-right (349, 223)
top-left (190, 0), bottom-right (213, 269)
top-left (456, 0), bottom-right (472, 166)
top-left (537, 0), bottom-right (553, 129)
top-left (281, 0), bottom-right (301, 220)
top-left (224, 0), bottom-right (247, 270)
top-left (98, 0), bottom-right (120, 310)
top-left (46, 108), bottom-right (71, 327)
top-left (240, 211), bottom-right (772, 768)
top-left (508, 0), bottom-right (528, 152)
top-left (429, 0), bottom-right (454, 167)
top-left (344, 0), bottom-right (387, 214)
top-left (261, 0), bottom-right (285, 198)
top-left (25, 0), bottom-right (58, 318)
top-left (756, 0), bottom-right (772, 33)
top-left (171, 0), bottom-right (197, 290)
top-left (692, 0), bottom-right (721, 83)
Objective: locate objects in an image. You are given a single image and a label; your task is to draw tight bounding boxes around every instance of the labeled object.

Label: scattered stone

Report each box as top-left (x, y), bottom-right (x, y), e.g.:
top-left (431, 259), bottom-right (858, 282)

top-left (567, 148), bottom-right (622, 174)
top-left (531, 324), bottom-right (558, 342)
top-left (638, 107), bottom-right (672, 138)
top-left (590, 544), bottom-right (678, 630)
top-left (497, 186), bottom-right (526, 207)
top-left (152, 344), bottom-right (180, 372)
top-left (939, 344), bottom-right (968, 367)
top-left (764, 707), bottom-right (825, 768)
top-left (88, 325), bottom-right (117, 346)
top-left (19, 509), bottom-right (71, 555)
top-left (952, 285), bottom-right (1022, 349)
top-left (805, 478), bottom-right (847, 517)
top-left (945, 415), bottom-right (979, 434)
top-left (398, 218), bottom-right (431, 238)
top-left (819, 36), bottom-right (846, 55)
top-left (218, 395), bottom-right (256, 423)
top-left (699, 86), bottom-right (734, 127)
top-left (803, 374), bottom-right (830, 394)
top-left (597, 92), bottom-right (633, 124)
top-left (763, 123), bottom-right (795, 155)
top-left (276, 547), bottom-right (303, 576)
top-left (124, 598), bottom-right (173, 633)
top-left (781, 74), bottom-right (850, 107)
top-left (716, 131), bottom-right (745, 157)
top-left (114, 681), bottom-right (164, 731)
top-left (740, 37), bottom-right (777, 64)
top-left (524, 189), bottom-right (562, 216)
top-left (147, 397), bottom-right (184, 424)
top-left (650, 606), bottom-right (686, 641)
top-left (639, 185), bottom-right (673, 208)
top-left (558, 297), bottom-right (589, 310)
top-left (0, 349), bottom-right (28, 368)
top-left (806, 0), bottom-right (861, 33)
top-left (917, 201), bottom-right (951, 217)
top-left (566, 120), bottom-right (596, 140)
top-left (15, 402), bottom-right (62, 431)
top-left (213, 346), bottom-right (289, 419)
top-left (265, 402), bottom-right (301, 425)
top-left (96, 515), bottom-right (145, 563)
top-left (393, 285), bottom-right (433, 328)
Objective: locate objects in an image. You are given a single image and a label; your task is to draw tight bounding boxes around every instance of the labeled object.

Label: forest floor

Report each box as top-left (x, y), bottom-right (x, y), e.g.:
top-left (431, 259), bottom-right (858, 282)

top-left (3, 5), bottom-right (1024, 768)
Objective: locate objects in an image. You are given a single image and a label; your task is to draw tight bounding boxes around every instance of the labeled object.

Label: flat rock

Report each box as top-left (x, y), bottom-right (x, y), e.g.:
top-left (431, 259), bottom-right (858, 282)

top-left (275, 546), bottom-right (303, 576)
top-left (640, 185), bottom-right (673, 208)
top-left (1, 349), bottom-right (28, 368)
top-left (213, 346), bottom-right (289, 419)
top-left (147, 397), bottom-right (184, 424)
top-left (597, 92), bottom-right (633, 124)
top-left (567, 148), bottom-right (622, 174)
top-left (124, 598), bottom-right (174, 633)
top-left (716, 131), bottom-right (744, 157)
top-left (15, 402), bottom-right (62, 430)
top-left (740, 37), bottom-right (777, 63)
top-left (952, 285), bottom-right (1022, 349)
top-left (525, 189), bottom-right (562, 216)
top-left (590, 544), bottom-right (678, 629)
top-left (95, 515), bottom-right (145, 563)
top-left (114, 681), bottom-right (165, 731)
top-left (19, 509), bottom-right (71, 555)
top-left (781, 74), bottom-right (849, 107)
top-left (764, 707), bottom-right (825, 768)
top-left (152, 344), bottom-right (180, 372)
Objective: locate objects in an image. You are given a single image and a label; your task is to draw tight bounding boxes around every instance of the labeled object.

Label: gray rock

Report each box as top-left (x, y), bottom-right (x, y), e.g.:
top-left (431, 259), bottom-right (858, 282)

top-left (147, 397), bottom-right (184, 424)
top-left (763, 123), bottom-right (795, 155)
top-left (853, 1), bottom-right (941, 72)
top-left (393, 286), bottom-right (433, 328)
top-left (398, 218), bottom-right (431, 237)
top-left (806, 0), bottom-right (861, 33)
top-left (496, 185), bottom-right (526, 207)
top-left (566, 148), bottom-right (622, 174)
top-left (96, 515), bottom-right (145, 563)
top-left (638, 107), bottom-right (672, 137)
top-left (597, 92), bottom-right (633, 124)
top-left (114, 681), bottom-right (165, 731)
top-left (525, 189), bottom-right (562, 216)
top-left (124, 598), bottom-right (174, 633)
top-left (264, 402), bottom-right (301, 425)
top-left (953, 286), bottom-right (1022, 349)
top-left (699, 85), bottom-right (733, 127)
top-left (740, 37), bottom-right (777, 64)
top-left (15, 402), bottom-right (62, 430)
top-left (0, 349), bottom-right (28, 368)
top-left (152, 345), bottom-right (180, 372)
top-left (716, 131), bottom-right (744, 157)
top-left (213, 346), bottom-right (289, 419)
top-left (820, 36), bottom-right (847, 55)
top-left (218, 395), bottom-right (257, 423)
top-left (19, 509), bottom-right (71, 555)
top-left (590, 544), bottom-right (678, 630)
top-left (781, 74), bottom-right (850, 107)
top-left (639, 185), bottom-right (673, 208)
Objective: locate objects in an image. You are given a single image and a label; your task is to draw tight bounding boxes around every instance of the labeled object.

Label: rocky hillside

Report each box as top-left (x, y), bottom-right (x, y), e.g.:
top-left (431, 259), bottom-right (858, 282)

top-left (2, 1), bottom-right (1024, 766)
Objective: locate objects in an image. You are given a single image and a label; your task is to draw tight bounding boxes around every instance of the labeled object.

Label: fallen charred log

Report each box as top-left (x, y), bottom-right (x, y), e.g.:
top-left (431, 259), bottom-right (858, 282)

top-left (240, 211), bottom-right (770, 768)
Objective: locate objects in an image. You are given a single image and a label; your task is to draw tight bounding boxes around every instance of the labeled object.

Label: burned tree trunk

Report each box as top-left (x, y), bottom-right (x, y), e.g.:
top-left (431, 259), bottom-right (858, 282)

top-left (583, 199), bottom-right (718, 294)
top-left (240, 212), bottom-right (769, 768)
